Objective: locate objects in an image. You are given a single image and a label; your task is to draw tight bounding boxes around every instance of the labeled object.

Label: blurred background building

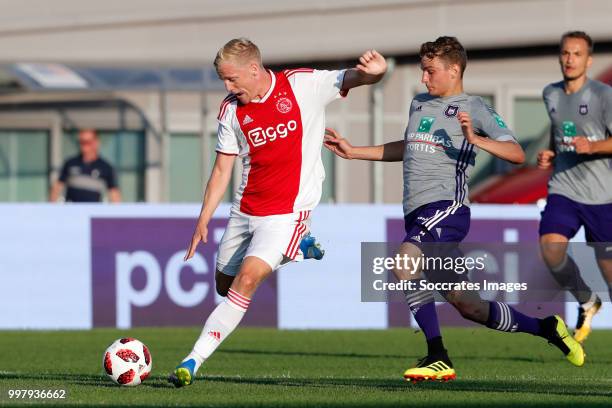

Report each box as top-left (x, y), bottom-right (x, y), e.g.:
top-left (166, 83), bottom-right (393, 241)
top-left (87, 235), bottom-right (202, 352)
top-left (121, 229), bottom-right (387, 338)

top-left (0, 0), bottom-right (610, 203)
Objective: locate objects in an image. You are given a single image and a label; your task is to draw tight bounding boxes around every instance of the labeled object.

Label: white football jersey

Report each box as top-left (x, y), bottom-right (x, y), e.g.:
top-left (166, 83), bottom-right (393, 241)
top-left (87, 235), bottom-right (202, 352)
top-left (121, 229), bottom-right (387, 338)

top-left (216, 68), bottom-right (346, 216)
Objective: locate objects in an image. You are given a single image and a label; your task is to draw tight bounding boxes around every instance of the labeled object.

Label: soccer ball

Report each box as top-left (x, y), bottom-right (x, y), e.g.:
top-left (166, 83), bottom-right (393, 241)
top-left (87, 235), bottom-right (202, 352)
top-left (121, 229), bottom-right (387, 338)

top-left (103, 338), bottom-right (152, 386)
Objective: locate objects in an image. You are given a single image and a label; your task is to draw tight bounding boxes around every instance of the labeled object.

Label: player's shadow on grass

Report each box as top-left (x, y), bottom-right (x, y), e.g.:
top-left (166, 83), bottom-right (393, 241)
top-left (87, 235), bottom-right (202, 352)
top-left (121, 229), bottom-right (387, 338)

top-left (219, 348), bottom-right (570, 364)
top-left (206, 375), bottom-right (612, 399)
top-left (0, 372), bottom-right (174, 389)
top-left (413, 378), bottom-right (612, 398)
top-left (219, 348), bottom-right (407, 359)
top-left (0, 372), bottom-right (115, 387)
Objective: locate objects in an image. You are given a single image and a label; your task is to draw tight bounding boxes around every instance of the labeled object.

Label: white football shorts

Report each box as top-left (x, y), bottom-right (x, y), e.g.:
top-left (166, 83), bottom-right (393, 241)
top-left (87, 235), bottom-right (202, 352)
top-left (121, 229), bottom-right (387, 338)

top-left (216, 208), bottom-right (311, 276)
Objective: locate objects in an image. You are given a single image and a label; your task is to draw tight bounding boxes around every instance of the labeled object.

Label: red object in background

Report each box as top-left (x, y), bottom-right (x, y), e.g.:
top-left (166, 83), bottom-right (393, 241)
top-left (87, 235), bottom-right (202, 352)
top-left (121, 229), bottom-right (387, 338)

top-left (598, 66), bottom-right (612, 85)
top-left (470, 167), bottom-right (551, 204)
top-left (471, 66), bottom-right (612, 204)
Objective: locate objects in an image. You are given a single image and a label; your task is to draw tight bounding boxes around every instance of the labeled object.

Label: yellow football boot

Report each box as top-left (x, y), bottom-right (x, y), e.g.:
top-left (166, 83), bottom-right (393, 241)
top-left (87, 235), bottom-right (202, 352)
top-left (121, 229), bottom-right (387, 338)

top-left (168, 359), bottom-right (196, 388)
top-left (574, 297), bottom-right (602, 343)
top-left (403, 354), bottom-right (456, 383)
top-left (543, 315), bottom-right (585, 367)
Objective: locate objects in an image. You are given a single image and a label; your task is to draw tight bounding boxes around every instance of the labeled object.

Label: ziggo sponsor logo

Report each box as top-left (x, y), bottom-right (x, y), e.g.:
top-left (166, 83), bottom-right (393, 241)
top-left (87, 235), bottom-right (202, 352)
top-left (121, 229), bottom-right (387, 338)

top-left (248, 120), bottom-right (298, 147)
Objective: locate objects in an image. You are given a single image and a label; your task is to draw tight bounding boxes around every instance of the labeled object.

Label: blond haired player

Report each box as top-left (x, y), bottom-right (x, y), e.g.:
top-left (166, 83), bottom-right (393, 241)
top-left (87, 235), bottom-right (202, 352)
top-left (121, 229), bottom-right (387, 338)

top-left (169, 38), bottom-right (387, 387)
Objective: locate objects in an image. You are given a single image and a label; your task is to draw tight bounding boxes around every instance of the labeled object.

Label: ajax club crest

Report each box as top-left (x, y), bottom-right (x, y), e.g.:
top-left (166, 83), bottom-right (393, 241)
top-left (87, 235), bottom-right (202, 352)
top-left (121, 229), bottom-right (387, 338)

top-left (275, 93), bottom-right (293, 114)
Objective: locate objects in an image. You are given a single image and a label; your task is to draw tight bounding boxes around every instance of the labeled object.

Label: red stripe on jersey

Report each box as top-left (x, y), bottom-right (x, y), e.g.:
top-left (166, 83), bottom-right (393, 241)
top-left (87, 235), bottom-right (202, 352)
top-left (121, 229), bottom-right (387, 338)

top-left (285, 68), bottom-right (314, 78)
top-left (217, 95), bottom-right (237, 120)
top-left (236, 72), bottom-right (304, 216)
top-left (217, 96), bottom-right (236, 120)
top-left (286, 68), bottom-right (313, 74)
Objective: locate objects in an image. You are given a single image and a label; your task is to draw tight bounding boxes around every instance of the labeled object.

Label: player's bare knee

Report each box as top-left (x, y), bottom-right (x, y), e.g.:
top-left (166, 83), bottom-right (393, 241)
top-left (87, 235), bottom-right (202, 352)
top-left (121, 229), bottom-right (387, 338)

top-left (232, 257), bottom-right (273, 295)
top-left (539, 236), bottom-right (568, 268)
top-left (541, 247), bottom-right (566, 269)
top-left (234, 272), bottom-right (259, 293)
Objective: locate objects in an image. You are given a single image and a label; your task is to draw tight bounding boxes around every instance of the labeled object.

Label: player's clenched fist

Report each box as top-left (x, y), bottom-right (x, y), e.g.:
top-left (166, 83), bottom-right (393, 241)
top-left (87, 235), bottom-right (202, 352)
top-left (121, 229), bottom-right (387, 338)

top-left (537, 150), bottom-right (556, 169)
top-left (356, 49), bottom-right (387, 77)
top-left (342, 50), bottom-right (387, 89)
top-left (572, 136), bottom-right (593, 154)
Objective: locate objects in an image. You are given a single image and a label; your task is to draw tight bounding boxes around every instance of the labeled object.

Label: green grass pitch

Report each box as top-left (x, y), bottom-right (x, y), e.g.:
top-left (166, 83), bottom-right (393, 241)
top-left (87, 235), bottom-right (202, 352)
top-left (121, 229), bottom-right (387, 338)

top-left (0, 327), bottom-right (610, 407)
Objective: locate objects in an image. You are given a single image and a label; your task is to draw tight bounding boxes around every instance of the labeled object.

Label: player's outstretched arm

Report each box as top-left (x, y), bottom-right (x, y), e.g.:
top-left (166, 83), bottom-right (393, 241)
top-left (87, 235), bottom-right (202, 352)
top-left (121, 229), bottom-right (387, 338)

top-left (342, 49), bottom-right (387, 91)
top-left (458, 112), bottom-right (525, 165)
top-left (324, 127), bottom-right (404, 162)
top-left (573, 136), bottom-right (612, 154)
top-left (184, 152), bottom-right (235, 261)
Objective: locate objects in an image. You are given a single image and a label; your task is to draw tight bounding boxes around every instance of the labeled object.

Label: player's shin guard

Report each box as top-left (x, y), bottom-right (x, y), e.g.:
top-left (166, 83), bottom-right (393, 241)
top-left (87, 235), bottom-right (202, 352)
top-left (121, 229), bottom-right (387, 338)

top-left (406, 289), bottom-right (440, 339)
top-left (549, 255), bottom-right (593, 304)
top-left (405, 288), bottom-right (447, 356)
top-left (191, 289), bottom-right (251, 371)
top-left (485, 301), bottom-right (541, 335)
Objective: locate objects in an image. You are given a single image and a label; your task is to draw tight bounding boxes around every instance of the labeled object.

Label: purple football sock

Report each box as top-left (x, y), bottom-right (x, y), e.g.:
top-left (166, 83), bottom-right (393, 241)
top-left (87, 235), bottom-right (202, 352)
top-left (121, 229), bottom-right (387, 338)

top-left (486, 301), bottom-right (541, 335)
top-left (411, 301), bottom-right (442, 340)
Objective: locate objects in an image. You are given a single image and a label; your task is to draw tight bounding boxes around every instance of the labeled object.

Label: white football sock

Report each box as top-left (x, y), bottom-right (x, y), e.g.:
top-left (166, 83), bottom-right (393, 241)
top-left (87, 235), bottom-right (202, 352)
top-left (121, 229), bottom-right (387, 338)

top-left (183, 288), bottom-right (250, 374)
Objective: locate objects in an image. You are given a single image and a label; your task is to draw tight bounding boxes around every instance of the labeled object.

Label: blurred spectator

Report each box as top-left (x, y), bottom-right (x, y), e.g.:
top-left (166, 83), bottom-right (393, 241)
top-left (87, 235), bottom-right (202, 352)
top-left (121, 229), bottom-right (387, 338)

top-left (49, 129), bottom-right (121, 203)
